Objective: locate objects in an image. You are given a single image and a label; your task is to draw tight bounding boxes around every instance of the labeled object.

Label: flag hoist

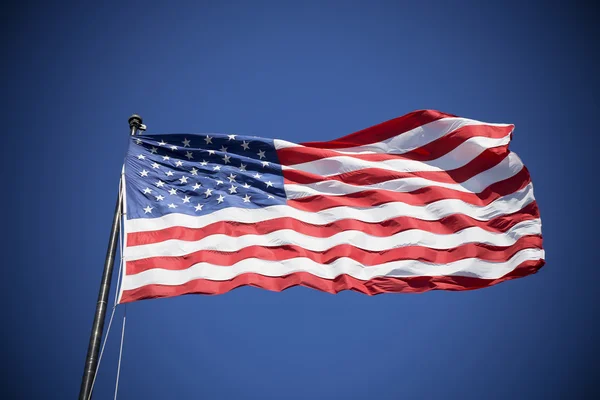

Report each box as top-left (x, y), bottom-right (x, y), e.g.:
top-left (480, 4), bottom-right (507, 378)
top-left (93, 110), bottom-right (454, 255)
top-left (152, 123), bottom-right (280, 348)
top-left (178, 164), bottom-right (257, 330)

top-left (78, 115), bottom-right (144, 400)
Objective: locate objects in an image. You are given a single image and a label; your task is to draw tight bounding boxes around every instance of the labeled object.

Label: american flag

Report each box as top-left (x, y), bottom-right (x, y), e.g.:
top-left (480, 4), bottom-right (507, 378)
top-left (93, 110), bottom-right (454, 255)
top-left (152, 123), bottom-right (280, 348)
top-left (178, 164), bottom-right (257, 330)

top-left (117, 110), bottom-right (544, 303)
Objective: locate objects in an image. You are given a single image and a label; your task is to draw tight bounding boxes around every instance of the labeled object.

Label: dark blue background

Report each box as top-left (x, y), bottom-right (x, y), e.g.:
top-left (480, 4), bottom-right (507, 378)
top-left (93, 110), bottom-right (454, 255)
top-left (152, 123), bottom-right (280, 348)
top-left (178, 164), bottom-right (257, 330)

top-left (4, 1), bottom-right (598, 399)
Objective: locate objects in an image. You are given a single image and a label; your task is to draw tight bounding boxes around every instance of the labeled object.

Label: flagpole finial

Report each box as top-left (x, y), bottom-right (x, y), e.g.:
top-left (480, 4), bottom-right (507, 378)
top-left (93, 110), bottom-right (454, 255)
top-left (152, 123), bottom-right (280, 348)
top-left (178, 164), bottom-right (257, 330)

top-left (128, 114), bottom-right (145, 135)
top-left (128, 114), bottom-right (143, 129)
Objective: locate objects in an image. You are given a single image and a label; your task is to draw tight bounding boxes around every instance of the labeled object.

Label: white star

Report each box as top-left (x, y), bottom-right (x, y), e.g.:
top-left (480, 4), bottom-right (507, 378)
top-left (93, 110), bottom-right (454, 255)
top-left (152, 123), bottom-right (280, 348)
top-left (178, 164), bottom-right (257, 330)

top-left (155, 195), bottom-right (164, 201)
top-left (150, 147), bottom-right (158, 154)
top-left (151, 162), bottom-right (160, 169)
top-left (158, 140), bottom-right (167, 146)
top-left (253, 172), bottom-right (262, 179)
top-left (204, 135), bottom-right (213, 144)
top-left (241, 141), bottom-right (250, 150)
top-left (137, 154), bottom-right (145, 160)
top-left (220, 145), bottom-right (228, 153)
top-left (228, 185), bottom-right (237, 194)
top-left (215, 180), bottom-right (224, 185)
top-left (194, 203), bottom-right (203, 212)
top-left (222, 154), bottom-right (231, 164)
top-left (213, 165), bottom-right (221, 171)
top-left (228, 173), bottom-right (237, 183)
top-left (239, 163), bottom-right (247, 171)
top-left (156, 180), bottom-right (165, 188)
top-left (143, 187), bottom-right (152, 194)
top-left (175, 160), bottom-right (183, 167)
top-left (257, 149), bottom-right (266, 159)
top-left (162, 155), bottom-right (170, 161)
top-left (267, 195), bottom-right (274, 199)
top-left (192, 183), bottom-right (202, 190)
top-left (204, 188), bottom-right (213, 197)
top-left (266, 181), bottom-right (273, 187)
top-left (190, 167), bottom-right (198, 175)
top-left (168, 203), bottom-right (177, 209)
top-left (170, 145), bottom-right (178, 151)
top-left (168, 188), bottom-right (177, 195)
top-left (182, 138), bottom-right (191, 147)
top-left (140, 169), bottom-right (149, 177)
top-left (207, 150), bottom-right (215, 156)
top-left (179, 176), bottom-right (188, 184)
top-left (243, 194), bottom-right (251, 203)
top-left (185, 151), bottom-right (194, 160)
top-left (242, 183), bottom-right (251, 189)
top-left (227, 134), bottom-right (236, 141)
top-left (182, 195), bottom-right (191, 204)
top-left (135, 138), bottom-right (143, 145)
top-left (165, 170), bottom-right (174, 177)
top-left (261, 161), bottom-right (270, 168)
top-left (144, 205), bottom-right (153, 214)
top-left (200, 160), bottom-right (208, 166)
top-left (216, 194), bottom-right (225, 204)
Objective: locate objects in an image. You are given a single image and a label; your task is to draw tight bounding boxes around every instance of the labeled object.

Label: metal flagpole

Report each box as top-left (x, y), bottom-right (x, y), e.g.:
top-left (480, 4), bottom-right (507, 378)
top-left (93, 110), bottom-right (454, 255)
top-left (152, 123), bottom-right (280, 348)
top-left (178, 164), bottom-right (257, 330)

top-left (78, 114), bottom-right (144, 400)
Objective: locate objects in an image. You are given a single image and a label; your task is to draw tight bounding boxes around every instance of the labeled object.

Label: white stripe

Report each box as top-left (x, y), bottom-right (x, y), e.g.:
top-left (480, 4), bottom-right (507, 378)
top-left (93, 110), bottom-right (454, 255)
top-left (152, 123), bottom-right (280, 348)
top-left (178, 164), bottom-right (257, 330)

top-left (337, 118), bottom-right (512, 154)
top-left (117, 168), bottom-right (128, 305)
top-left (124, 219), bottom-right (541, 261)
top-left (126, 183), bottom-right (536, 233)
top-left (273, 118), bottom-right (511, 155)
top-left (285, 152), bottom-right (523, 199)
top-left (274, 139), bottom-right (301, 150)
top-left (282, 135), bottom-right (511, 176)
top-left (121, 248), bottom-right (544, 290)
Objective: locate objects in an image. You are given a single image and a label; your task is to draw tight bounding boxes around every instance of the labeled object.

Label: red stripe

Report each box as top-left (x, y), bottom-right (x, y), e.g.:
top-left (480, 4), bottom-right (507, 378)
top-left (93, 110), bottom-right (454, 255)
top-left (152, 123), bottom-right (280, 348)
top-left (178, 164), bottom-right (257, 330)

top-left (288, 168), bottom-right (531, 211)
top-left (401, 124), bottom-right (513, 161)
top-left (299, 110), bottom-right (453, 149)
top-left (279, 124), bottom-right (513, 165)
top-left (127, 201), bottom-right (539, 247)
top-left (283, 146), bottom-right (509, 186)
top-left (126, 235), bottom-right (543, 275)
top-left (119, 259), bottom-right (545, 303)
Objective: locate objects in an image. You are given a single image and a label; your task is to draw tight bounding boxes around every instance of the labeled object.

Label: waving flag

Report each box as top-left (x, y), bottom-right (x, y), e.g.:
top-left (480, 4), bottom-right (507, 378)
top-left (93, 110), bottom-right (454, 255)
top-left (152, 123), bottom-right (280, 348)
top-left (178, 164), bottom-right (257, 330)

top-left (117, 110), bottom-right (544, 303)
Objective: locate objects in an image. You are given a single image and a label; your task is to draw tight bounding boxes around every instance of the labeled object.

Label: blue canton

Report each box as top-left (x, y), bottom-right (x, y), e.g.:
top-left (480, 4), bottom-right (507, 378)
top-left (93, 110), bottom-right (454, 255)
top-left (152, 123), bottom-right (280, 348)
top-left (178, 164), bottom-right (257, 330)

top-left (125, 133), bottom-right (286, 219)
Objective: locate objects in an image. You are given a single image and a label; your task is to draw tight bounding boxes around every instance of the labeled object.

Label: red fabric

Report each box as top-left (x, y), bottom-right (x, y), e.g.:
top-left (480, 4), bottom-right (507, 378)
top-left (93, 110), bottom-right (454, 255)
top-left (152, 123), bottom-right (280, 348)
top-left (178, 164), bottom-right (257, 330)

top-left (128, 201), bottom-right (540, 247)
top-left (126, 236), bottom-right (543, 275)
top-left (300, 109), bottom-right (453, 149)
top-left (288, 168), bottom-right (532, 211)
top-left (120, 259), bottom-right (545, 303)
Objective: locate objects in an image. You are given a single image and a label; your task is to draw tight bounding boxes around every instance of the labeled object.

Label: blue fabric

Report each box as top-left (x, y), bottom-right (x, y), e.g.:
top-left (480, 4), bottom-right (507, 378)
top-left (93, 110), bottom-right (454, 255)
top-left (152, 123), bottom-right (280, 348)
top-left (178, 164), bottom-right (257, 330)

top-left (125, 134), bottom-right (286, 220)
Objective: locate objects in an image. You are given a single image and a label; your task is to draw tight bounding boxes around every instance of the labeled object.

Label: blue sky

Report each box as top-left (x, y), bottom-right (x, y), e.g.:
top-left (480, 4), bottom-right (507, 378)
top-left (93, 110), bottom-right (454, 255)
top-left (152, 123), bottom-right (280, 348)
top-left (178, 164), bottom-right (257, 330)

top-left (4, 1), bottom-right (599, 399)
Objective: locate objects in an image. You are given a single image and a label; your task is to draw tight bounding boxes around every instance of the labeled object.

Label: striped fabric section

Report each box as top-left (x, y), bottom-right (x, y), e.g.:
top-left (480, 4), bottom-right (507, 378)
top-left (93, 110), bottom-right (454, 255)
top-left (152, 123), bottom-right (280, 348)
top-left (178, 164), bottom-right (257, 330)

top-left (118, 110), bottom-right (544, 303)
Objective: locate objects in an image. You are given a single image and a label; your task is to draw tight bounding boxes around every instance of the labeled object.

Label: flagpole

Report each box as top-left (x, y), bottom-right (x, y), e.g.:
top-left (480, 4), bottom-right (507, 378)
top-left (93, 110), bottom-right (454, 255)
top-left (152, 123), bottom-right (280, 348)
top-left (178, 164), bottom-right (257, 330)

top-left (78, 114), bottom-right (143, 400)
